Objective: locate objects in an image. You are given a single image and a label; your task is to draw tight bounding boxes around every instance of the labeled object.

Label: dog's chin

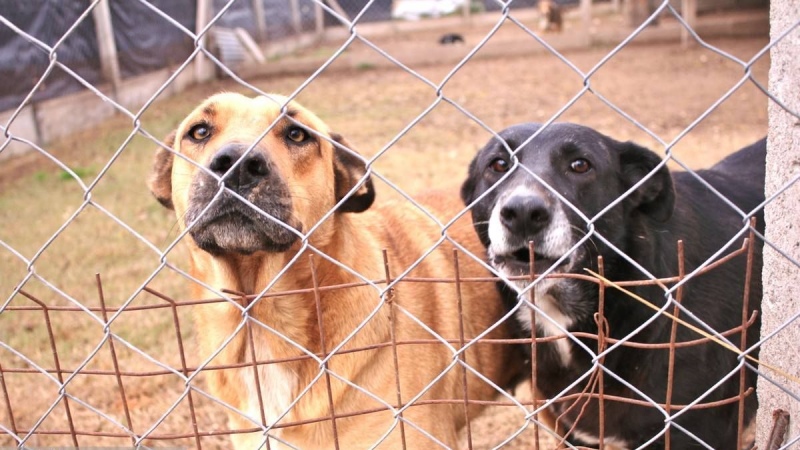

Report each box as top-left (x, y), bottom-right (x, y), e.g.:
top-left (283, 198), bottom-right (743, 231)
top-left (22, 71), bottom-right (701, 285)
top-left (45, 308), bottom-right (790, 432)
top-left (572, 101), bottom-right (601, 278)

top-left (489, 246), bottom-right (571, 278)
top-left (190, 213), bottom-right (299, 256)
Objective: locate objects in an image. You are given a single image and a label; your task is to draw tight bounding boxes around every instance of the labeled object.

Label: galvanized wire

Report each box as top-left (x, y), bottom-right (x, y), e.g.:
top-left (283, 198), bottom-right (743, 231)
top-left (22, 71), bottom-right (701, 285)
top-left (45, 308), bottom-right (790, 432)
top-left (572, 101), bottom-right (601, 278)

top-left (0, 0), bottom-right (798, 449)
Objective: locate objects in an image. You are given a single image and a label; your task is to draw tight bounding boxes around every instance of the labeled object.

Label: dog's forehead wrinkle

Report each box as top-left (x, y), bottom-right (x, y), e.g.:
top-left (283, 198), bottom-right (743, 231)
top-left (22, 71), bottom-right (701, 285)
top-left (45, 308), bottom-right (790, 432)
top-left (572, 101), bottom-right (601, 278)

top-left (202, 103), bottom-right (216, 118)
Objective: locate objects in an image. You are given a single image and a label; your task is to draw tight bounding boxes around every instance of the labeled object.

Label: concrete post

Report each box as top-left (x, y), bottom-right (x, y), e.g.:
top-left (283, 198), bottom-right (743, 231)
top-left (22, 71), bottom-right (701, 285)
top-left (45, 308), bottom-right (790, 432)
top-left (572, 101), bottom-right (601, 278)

top-left (755, 0), bottom-right (800, 447)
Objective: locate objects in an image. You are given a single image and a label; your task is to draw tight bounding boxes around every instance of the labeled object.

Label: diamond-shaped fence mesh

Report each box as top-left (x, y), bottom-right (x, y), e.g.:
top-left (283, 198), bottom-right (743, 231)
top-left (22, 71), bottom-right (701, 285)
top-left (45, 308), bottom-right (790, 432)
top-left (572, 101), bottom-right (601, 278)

top-left (0, 0), bottom-right (798, 449)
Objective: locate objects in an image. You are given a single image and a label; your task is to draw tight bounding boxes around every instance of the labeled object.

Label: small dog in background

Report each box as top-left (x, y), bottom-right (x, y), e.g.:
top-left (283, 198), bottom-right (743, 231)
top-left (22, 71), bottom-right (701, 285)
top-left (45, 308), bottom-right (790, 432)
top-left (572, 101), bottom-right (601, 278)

top-left (439, 32), bottom-right (465, 45)
top-left (538, 0), bottom-right (563, 32)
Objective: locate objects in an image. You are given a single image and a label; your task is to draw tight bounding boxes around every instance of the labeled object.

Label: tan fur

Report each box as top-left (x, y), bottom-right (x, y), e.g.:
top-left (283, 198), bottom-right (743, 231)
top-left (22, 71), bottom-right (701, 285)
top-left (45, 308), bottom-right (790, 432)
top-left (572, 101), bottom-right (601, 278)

top-left (150, 92), bottom-right (529, 449)
top-left (538, 0), bottom-right (563, 33)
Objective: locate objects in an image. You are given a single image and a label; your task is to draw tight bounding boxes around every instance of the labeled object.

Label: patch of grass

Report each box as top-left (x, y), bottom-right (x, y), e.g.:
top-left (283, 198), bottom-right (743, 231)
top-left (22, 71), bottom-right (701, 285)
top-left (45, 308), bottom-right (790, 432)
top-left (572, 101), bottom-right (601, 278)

top-left (356, 61), bottom-right (376, 71)
top-left (470, 0), bottom-right (484, 14)
top-left (58, 165), bottom-right (95, 181)
top-left (309, 45), bottom-right (341, 58)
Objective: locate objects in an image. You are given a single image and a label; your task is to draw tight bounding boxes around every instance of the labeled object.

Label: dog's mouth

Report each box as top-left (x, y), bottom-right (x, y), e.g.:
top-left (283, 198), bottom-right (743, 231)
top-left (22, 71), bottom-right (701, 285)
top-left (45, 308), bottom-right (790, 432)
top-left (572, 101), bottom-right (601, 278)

top-left (187, 194), bottom-right (301, 256)
top-left (490, 246), bottom-right (571, 277)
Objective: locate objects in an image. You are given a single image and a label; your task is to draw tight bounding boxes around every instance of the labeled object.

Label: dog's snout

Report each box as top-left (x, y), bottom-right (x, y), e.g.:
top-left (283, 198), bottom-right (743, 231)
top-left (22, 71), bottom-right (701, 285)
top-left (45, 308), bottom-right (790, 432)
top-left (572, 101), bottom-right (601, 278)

top-left (499, 195), bottom-right (551, 235)
top-left (209, 145), bottom-right (270, 191)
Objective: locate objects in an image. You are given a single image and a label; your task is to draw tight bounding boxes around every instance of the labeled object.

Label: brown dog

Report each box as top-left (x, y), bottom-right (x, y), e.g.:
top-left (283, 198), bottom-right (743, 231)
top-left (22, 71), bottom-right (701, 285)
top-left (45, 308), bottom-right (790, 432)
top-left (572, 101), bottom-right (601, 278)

top-left (148, 92), bottom-right (522, 449)
top-left (538, 0), bottom-right (563, 33)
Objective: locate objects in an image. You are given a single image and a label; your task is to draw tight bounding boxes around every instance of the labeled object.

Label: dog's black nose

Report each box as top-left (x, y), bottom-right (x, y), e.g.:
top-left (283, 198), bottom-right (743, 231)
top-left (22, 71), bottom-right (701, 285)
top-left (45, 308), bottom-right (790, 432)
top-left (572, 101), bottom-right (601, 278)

top-left (500, 195), bottom-right (551, 235)
top-left (209, 145), bottom-right (270, 192)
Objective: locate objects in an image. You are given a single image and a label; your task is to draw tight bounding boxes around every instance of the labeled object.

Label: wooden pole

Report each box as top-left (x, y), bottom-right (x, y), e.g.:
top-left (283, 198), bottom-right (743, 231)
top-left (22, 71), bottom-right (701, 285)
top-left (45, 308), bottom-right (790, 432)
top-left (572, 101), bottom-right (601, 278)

top-left (194, 0), bottom-right (214, 83)
top-left (681, 0), bottom-right (697, 47)
top-left (290, 0), bottom-right (302, 34)
top-left (325, 0), bottom-right (350, 22)
top-left (252, 0), bottom-right (268, 42)
top-left (91, 0), bottom-right (121, 93)
top-left (314, 0), bottom-right (324, 38)
top-left (580, 0), bottom-right (592, 46)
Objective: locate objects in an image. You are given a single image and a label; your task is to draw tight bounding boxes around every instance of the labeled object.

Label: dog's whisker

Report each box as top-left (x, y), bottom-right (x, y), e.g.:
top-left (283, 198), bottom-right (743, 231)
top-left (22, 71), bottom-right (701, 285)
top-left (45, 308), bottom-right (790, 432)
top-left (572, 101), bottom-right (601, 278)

top-left (569, 225), bottom-right (599, 255)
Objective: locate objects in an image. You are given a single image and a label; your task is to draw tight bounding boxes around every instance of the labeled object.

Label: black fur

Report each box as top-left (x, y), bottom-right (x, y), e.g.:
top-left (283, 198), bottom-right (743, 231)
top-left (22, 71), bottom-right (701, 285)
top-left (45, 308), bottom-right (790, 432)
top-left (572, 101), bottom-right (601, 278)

top-left (461, 123), bottom-right (765, 449)
top-left (331, 132), bottom-right (375, 213)
top-left (439, 33), bottom-right (465, 45)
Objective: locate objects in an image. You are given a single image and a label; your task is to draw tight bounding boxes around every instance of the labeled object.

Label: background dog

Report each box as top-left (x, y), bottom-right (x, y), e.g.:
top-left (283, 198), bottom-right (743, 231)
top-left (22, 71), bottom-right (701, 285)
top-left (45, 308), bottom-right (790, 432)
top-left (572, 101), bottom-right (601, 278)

top-left (538, 0), bottom-right (563, 33)
top-left (439, 33), bottom-right (465, 45)
top-left (460, 123), bottom-right (765, 449)
top-left (148, 92), bottom-right (521, 449)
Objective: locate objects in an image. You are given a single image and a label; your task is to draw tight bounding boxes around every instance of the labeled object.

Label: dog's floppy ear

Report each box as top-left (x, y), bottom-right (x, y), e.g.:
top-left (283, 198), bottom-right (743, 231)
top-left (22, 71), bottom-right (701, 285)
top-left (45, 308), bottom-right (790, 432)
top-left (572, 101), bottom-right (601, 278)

top-left (460, 157), bottom-right (480, 206)
top-left (148, 130), bottom-right (177, 210)
top-left (619, 141), bottom-right (675, 222)
top-left (331, 133), bottom-right (375, 213)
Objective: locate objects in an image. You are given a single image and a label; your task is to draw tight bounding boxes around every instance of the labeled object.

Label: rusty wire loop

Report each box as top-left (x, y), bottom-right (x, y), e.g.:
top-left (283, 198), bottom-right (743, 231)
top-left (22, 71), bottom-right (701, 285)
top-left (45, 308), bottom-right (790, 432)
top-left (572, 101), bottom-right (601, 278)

top-left (2, 235), bottom-right (763, 445)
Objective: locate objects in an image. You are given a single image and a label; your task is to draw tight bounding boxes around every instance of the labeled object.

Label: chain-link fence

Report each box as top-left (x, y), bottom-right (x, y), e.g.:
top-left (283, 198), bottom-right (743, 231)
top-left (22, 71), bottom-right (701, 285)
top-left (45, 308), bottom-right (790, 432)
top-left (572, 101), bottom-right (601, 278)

top-left (1, 0), bottom-right (798, 449)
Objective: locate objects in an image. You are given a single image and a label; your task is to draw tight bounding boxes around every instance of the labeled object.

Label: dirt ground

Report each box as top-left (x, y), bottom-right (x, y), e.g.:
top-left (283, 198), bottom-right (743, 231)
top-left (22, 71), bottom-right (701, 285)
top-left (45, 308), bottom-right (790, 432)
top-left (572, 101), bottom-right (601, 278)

top-left (0, 8), bottom-right (770, 449)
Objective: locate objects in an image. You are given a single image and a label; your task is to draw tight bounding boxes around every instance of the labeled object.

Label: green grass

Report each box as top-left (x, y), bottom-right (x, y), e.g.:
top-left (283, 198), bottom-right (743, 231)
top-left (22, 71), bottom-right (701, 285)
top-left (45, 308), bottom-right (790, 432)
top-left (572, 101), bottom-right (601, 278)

top-left (58, 165), bottom-right (95, 181)
top-left (356, 61), bottom-right (377, 71)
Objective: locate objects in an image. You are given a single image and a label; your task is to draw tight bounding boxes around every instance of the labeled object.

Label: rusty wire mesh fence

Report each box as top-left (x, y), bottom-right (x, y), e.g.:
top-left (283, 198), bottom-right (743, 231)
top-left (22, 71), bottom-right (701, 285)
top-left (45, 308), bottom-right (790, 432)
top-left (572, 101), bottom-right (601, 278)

top-left (1, 0), bottom-right (799, 449)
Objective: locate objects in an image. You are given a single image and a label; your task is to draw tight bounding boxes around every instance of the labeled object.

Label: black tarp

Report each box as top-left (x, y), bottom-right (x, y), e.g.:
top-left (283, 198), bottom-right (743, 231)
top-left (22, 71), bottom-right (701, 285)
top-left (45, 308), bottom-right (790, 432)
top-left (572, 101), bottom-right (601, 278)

top-left (212, 0), bottom-right (258, 34)
top-left (110, 0), bottom-right (196, 78)
top-left (324, 0), bottom-right (394, 26)
top-left (259, 0), bottom-right (319, 38)
top-left (212, 0), bottom-right (319, 41)
top-left (0, 1), bottom-right (101, 111)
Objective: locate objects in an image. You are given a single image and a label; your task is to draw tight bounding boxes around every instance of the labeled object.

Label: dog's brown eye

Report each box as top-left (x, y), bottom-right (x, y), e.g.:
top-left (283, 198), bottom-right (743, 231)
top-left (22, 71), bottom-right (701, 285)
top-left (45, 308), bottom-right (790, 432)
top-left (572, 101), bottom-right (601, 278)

top-left (490, 158), bottom-right (510, 173)
top-left (287, 127), bottom-right (308, 143)
top-left (570, 158), bottom-right (591, 173)
top-left (188, 124), bottom-right (211, 142)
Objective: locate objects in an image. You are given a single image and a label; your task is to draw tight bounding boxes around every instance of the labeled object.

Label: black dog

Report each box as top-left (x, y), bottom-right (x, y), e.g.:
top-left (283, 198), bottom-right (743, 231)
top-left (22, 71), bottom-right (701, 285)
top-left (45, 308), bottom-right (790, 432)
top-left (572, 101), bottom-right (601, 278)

top-left (461, 123), bottom-right (765, 449)
top-left (439, 33), bottom-right (465, 45)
